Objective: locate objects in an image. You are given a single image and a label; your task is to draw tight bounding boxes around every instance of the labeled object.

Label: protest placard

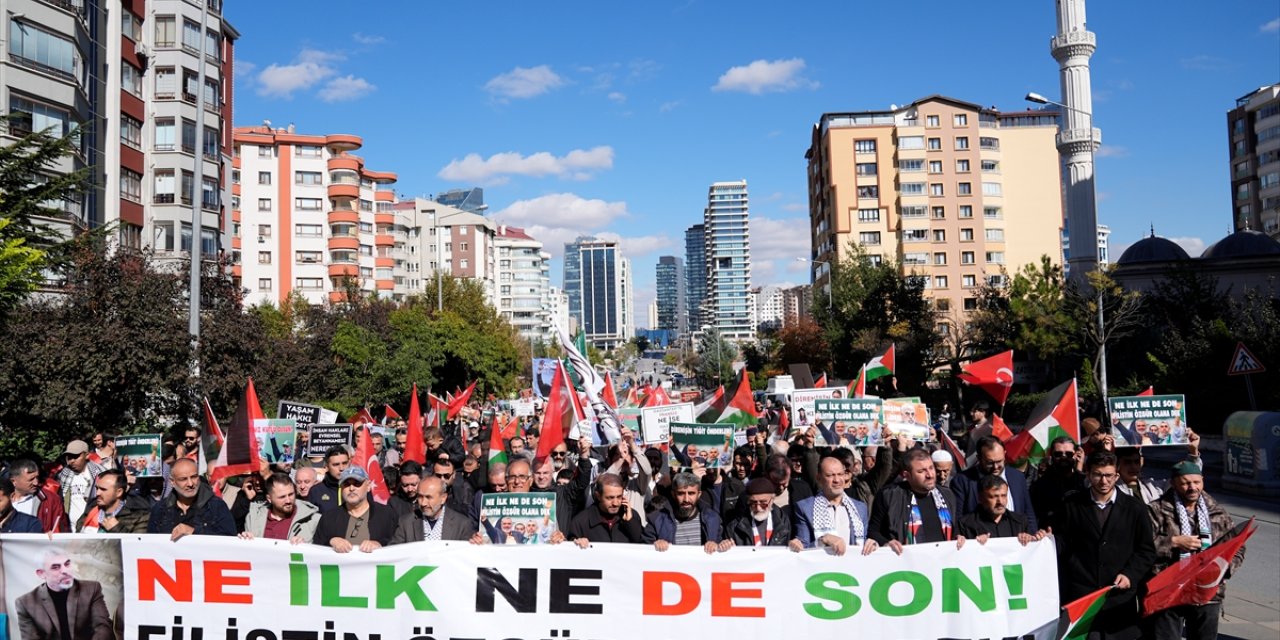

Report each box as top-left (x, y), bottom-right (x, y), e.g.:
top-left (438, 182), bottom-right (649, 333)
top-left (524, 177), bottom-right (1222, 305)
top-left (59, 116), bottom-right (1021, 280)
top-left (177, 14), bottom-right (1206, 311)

top-left (304, 423), bottom-right (353, 457)
top-left (513, 398), bottom-right (535, 417)
top-left (640, 402), bottom-right (695, 444)
top-left (813, 398), bottom-right (884, 445)
top-left (479, 492), bottom-right (558, 544)
top-left (790, 387), bottom-right (847, 444)
top-left (277, 400), bottom-right (323, 426)
top-left (883, 399), bottom-right (932, 441)
top-left (116, 434), bottom-right (163, 477)
top-left (1107, 394), bottom-right (1190, 446)
top-left (669, 422), bottom-right (735, 468)
top-left (532, 358), bottom-right (558, 398)
top-left (0, 532), bottom-right (1062, 640)
top-left (252, 419), bottom-right (298, 464)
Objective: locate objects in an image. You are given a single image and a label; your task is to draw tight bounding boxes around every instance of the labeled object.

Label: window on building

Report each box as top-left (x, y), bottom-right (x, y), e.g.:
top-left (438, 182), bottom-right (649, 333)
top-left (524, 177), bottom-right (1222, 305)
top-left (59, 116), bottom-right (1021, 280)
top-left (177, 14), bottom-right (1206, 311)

top-left (205, 29), bottom-right (221, 61)
top-left (120, 114), bottom-right (142, 149)
top-left (959, 205), bottom-right (973, 218)
top-left (258, 278), bottom-right (272, 291)
top-left (986, 228), bottom-right (1005, 241)
top-left (936, 298), bottom-right (951, 312)
top-left (955, 136), bottom-right (969, 150)
top-left (8, 21), bottom-right (84, 85)
top-left (903, 252), bottom-right (928, 265)
top-left (856, 163), bottom-right (877, 176)
top-left (296, 278), bottom-right (323, 290)
top-left (984, 207), bottom-right (1002, 219)
top-left (926, 115), bottom-right (940, 127)
top-left (927, 137), bottom-right (942, 150)
top-left (859, 231), bottom-right (881, 245)
top-left (857, 186), bottom-right (879, 198)
top-left (986, 251), bottom-right (1005, 264)
top-left (122, 62), bottom-right (143, 97)
top-left (121, 10), bottom-right (142, 40)
top-left (929, 160), bottom-right (943, 174)
top-left (933, 252), bottom-right (947, 265)
top-left (295, 171), bottom-right (323, 185)
top-left (980, 137), bottom-right (999, 150)
top-left (203, 78), bottom-right (220, 111)
top-left (120, 169), bottom-right (142, 203)
top-left (258, 224), bottom-right (272, 238)
top-left (987, 275), bottom-right (1008, 287)
top-left (154, 16), bottom-right (176, 47)
top-left (296, 145), bottom-right (323, 158)
top-left (982, 182), bottom-right (1003, 196)
top-left (934, 275), bottom-right (949, 289)
top-left (203, 126), bottom-right (219, 160)
top-left (7, 95), bottom-right (76, 141)
top-left (154, 67), bottom-right (176, 98)
top-left (903, 229), bottom-right (928, 243)
top-left (960, 228), bottom-right (974, 242)
top-left (359, 199), bottom-right (373, 212)
top-left (930, 183), bottom-right (944, 196)
top-left (900, 183), bottom-right (924, 195)
top-left (954, 114), bottom-right (968, 126)
top-left (180, 119), bottom-right (196, 153)
top-left (900, 205), bottom-right (926, 218)
top-left (858, 208), bottom-right (880, 222)
top-left (958, 182), bottom-right (972, 195)
top-left (295, 198), bottom-right (323, 211)
top-left (855, 139), bottom-right (876, 153)
top-left (182, 19), bottom-right (201, 52)
top-left (898, 159), bottom-right (923, 172)
top-left (963, 274), bottom-right (977, 288)
top-left (296, 224), bottom-right (323, 237)
top-left (956, 159), bottom-right (971, 173)
top-left (931, 206), bottom-right (945, 219)
top-left (153, 170), bottom-right (175, 204)
top-left (933, 229), bottom-right (946, 242)
top-left (258, 172), bottom-right (272, 185)
top-left (961, 251), bottom-right (975, 264)
top-left (981, 160), bottom-right (999, 173)
top-left (202, 177), bottom-right (219, 210)
top-left (258, 252), bottom-right (272, 265)
top-left (898, 136), bottom-right (924, 150)
top-left (256, 198), bottom-right (271, 211)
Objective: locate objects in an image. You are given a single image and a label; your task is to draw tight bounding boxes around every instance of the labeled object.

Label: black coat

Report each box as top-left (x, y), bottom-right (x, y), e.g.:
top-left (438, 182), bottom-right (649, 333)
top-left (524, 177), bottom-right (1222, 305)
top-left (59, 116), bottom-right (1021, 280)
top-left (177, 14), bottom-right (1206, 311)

top-left (1050, 490), bottom-right (1155, 640)
top-left (952, 466), bottom-right (1039, 532)
top-left (314, 501), bottom-right (398, 548)
top-left (566, 505), bottom-right (644, 544)
top-left (724, 505), bottom-right (791, 546)
top-left (867, 481), bottom-right (960, 545)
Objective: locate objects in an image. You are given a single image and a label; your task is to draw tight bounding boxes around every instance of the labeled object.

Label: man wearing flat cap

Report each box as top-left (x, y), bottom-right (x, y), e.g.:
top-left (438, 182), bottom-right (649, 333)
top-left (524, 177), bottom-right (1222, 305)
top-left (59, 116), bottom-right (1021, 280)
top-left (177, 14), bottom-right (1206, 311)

top-left (1147, 460), bottom-right (1246, 640)
top-left (720, 477), bottom-right (792, 548)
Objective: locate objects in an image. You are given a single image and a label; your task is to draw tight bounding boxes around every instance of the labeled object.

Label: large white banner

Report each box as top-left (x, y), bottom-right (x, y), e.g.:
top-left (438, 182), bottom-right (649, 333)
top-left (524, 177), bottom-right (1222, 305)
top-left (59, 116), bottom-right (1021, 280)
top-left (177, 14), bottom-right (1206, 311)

top-left (0, 534), bottom-right (1059, 639)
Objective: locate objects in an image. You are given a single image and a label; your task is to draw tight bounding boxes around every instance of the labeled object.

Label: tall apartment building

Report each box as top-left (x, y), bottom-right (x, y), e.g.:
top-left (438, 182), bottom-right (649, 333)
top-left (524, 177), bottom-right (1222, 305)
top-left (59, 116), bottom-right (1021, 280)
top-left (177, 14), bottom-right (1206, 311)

top-left (434, 187), bottom-right (486, 214)
top-left (563, 235), bottom-right (632, 349)
top-left (494, 224), bottom-right (555, 343)
top-left (806, 95), bottom-right (1063, 317)
top-left (683, 223), bottom-right (706, 332)
top-left (781, 284), bottom-right (811, 328)
top-left (1062, 223), bottom-right (1111, 274)
top-left (655, 255), bottom-right (686, 334)
top-left (395, 197), bottom-right (497, 304)
top-left (1228, 84), bottom-right (1280, 239)
top-left (704, 180), bottom-right (754, 341)
top-left (233, 126), bottom-right (397, 305)
top-left (4, 0), bottom-right (237, 258)
top-left (755, 285), bottom-right (784, 332)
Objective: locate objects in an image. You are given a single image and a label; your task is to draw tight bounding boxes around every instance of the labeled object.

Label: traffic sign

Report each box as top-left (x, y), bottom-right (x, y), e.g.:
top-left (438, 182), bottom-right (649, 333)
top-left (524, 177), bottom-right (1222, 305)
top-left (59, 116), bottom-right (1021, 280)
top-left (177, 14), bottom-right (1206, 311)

top-left (1227, 342), bottom-right (1265, 376)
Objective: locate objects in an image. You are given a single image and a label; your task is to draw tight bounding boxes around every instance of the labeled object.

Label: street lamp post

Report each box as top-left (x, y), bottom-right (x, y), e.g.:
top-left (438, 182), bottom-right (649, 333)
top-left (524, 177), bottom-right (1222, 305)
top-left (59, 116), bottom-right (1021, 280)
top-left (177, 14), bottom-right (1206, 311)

top-left (796, 257), bottom-right (833, 311)
top-left (1026, 92), bottom-right (1108, 402)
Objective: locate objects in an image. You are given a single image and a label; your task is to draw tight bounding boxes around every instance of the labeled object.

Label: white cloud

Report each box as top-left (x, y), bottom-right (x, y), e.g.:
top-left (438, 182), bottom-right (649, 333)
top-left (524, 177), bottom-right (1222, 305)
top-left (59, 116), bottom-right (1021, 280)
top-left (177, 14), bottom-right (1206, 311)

top-left (1169, 236), bottom-right (1206, 257)
top-left (1096, 145), bottom-right (1129, 158)
top-left (659, 100), bottom-right (683, 113)
top-left (596, 232), bottom-right (672, 257)
top-left (352, 32), bottom-right (385, 45)
top-left (750, 216), bottom-right (810, 261)
top-left (1261, 18), bottom-right (1280, 33)
top-left (438, 147), bottom-right (614, 185)
top-left (712, 58), bottom-right (819, 95)
top-left (494, 193), bottom-right (629, 230)
top-left (607, 91), bottom-right (627, 104)
top-left (319, 75), bottom-right (375, 102)
top-left (235, 60), bottom-right (257, 81)
top-left (628, 59), bottom-right (661, 82)
top-left (256, 49), bottom-right (342, 98)
top-left (484, 65), bottom-right (566, 100)
top-left (781, 203), bottom-right (807, 213)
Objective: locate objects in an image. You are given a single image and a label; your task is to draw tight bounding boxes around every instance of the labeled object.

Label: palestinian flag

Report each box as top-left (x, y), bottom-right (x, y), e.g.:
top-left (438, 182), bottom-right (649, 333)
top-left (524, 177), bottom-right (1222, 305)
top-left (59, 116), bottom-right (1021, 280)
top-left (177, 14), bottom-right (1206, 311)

top-left (1060, 586), bottom-right (1112, 640)
top-left (694, 386), bottom-right (726, 422)
top-left (210, 379), bottom-right (265, 483)
top-left (848, 366), bottom-right (867, 398)
top-left (199, 397), bottom-right (222, 477)
top-left (864, 345), bottom-right (895, 381)
top-left (402, 383), bottom-right (427, 465)
top-left (715, 370), bottom-right (759, 428)
top-left (814, 373), bottom-right (827, 388)
top-left (623, 386), bottom-right (641, 408)
top-left (1006, 379), bottom-right (1079, 467)
top-left (488, 413), bottom-right (508, 467)
top-left (383, 404), bottom-right (401, 422)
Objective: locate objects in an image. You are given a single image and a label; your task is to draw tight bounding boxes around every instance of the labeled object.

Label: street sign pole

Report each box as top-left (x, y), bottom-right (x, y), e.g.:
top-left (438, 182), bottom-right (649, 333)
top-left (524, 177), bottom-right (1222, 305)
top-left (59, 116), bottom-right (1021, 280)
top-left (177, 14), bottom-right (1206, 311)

top-left (1245, 374), bottom-right (1257, 411)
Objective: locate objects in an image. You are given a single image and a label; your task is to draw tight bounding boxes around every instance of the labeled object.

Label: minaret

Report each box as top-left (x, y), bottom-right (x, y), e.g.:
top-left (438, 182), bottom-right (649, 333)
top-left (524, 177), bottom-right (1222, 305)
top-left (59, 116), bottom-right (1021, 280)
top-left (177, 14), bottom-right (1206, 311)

top-left (1052, 0), bottom-right (1101, 277)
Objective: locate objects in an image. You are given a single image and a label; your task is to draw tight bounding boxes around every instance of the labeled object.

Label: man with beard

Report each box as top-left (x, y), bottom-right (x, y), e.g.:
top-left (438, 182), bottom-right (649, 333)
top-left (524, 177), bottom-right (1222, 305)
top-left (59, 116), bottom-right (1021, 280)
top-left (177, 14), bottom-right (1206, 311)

top-left (1147, 461), bottom-right (1245, 640)
top-left (1051, 451), bottom-right (1155, 639)
top-left (0, 478), bottom-right (42, 533)
top-left (720, 478), bottom-right (791, 548)
top-left (958, 475), bottom-right (1043, 543)
top-left (16, 550), bottom-right (113, 639)
top-left (953, 436), bottom-right (1038, 532)
top-left (566, 473), bottom-right (643, 545)
top-left (388, 461), bottom-right (423, 518)
top-left (932, 450), bottom-right (957, 491)
top-left (391, 476), bottom-right (477, 543)
top-left (963, 401), bottom-right (993, 459)
top-left (314, 466), bottom-right (397, 553)
top-left (1030, 437), bottom-right (1086, 525)
top-left (146, 459), bottom-right (235, 539)
top-left (240, 473), bottom-right (320, 544)
top-left (790, 456), bottom-right (870, 555)
top-left (433, 458), bottom-right (475, 518)
top-left (867, 448), bottom-right (965, 554)
top-left (76, 469), bottom-right (148, 534)
top-left (643, 472), bottom-right (721, 554)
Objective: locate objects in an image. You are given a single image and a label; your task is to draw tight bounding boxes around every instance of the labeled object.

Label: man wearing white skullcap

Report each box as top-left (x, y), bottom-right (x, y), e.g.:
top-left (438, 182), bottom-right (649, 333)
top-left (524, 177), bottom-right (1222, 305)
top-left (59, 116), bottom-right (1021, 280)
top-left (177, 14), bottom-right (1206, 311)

top-left (931, 449), bottom-right (956, 490)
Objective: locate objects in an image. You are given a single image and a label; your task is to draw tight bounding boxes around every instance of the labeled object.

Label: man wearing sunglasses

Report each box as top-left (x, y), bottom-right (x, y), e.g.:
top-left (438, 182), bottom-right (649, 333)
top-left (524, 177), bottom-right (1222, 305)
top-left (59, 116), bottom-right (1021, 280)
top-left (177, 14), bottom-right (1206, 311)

top-left (432, 458), bottom-right (474, 518)
top-left (1030, 437), bottom-right (1086, 526)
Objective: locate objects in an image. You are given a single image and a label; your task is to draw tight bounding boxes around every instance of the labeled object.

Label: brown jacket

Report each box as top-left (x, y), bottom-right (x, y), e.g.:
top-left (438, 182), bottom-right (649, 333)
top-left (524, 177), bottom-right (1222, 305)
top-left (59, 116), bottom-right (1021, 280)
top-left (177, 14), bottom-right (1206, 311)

top-left (1148, 489), bottom-right (1245, 603)
top-left (15, 580), bottom-right (114, 640)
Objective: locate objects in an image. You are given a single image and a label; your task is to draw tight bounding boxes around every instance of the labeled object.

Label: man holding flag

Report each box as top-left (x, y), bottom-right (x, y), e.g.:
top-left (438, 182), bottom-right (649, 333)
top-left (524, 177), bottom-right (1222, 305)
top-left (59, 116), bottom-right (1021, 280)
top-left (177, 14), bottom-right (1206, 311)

top-left (1146, 461), bottom-right (1245, 640)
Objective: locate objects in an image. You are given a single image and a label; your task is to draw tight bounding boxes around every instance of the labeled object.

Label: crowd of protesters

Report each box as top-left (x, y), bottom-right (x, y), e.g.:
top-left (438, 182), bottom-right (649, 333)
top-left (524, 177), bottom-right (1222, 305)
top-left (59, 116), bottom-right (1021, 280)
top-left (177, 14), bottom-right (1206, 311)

top-left (0, 387), bottom-right (1247, 640)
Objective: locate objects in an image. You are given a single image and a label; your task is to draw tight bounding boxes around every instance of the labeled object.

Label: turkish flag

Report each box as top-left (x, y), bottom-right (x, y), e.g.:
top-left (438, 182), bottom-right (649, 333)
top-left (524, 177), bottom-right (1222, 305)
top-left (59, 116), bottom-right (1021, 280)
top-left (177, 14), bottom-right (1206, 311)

top-left (1144, 518), bottom-right (1256, 615)
top-left (354, 419), bottom-right (390, 504)
top-left (992, 413), bottom-right (1014, 442)
top-left (1137, 386), bottom-right (1154, 397)
top-left (402, 383), bottom-right (426, 465)
top-left (957, 350), bottom-right (1015, 405)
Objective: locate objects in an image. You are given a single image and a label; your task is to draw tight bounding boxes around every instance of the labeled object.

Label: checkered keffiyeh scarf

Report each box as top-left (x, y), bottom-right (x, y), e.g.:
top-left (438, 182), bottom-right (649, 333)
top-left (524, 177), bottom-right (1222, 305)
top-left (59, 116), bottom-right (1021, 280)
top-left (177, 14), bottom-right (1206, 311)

top-left (812, 493), bottom-right (864, 545)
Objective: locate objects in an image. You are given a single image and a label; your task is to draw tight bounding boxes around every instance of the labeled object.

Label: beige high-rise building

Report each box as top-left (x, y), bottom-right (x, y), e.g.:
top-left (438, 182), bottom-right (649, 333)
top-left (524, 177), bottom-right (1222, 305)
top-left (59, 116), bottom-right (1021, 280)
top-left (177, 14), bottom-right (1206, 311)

top-left (806, 95), bottom-right (1064, 319)
top-left (1228, 84), bottom-right (1280, 240)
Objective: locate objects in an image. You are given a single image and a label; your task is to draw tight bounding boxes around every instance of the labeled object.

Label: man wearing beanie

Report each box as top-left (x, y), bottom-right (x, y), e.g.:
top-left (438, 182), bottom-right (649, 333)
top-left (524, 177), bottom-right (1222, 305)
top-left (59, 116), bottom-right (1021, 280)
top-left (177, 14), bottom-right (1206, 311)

top-left (720, 477), bottom-right (792, 548)
top-left (1147, 460), bottom-right (1245, 640)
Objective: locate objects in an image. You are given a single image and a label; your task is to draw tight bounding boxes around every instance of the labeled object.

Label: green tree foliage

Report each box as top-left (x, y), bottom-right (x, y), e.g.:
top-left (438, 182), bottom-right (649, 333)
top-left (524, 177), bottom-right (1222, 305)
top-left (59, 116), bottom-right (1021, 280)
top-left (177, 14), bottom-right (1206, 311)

top-left (694, 329), bottom-right (737, 388)
top-left (970, 256), bottom-right (1079, 373)
top-left (816, 243), bottom-right (938, 392)
top-left (772, 318), bottom-right (831, 375)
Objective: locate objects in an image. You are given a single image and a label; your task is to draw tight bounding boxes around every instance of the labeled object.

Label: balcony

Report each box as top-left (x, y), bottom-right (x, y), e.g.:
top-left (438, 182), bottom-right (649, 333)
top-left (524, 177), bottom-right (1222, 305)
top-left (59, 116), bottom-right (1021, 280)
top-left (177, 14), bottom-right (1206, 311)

top-left (328, 236), bottom-right (359, 251)
top-left (376, 279), bottom-right (394, 291)
top-left (325, 134), bottom-right (362, 152)
top-left (328, 156), bottom-right (361, 172)
top-left (374, 212), bottom-right (395, 225)
top-left (375, 190), bottom-right (395, 202)
top-left (328, 263), bottom-right (358, 278)
top-left (328, 209), bottom-right (359, 225)
top-left (328, 183), bottom-right (359, 199)
top-left (375, 234), bottom-right (395, 247)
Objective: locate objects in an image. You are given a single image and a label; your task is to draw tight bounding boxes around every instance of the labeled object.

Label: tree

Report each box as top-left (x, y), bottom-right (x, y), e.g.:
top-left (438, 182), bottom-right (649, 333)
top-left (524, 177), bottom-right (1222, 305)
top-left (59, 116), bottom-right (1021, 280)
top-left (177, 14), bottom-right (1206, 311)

top-left (773, 319), bottom-right (831, 375)
top-left (0, 115), bottom-right (89, 317)
top-left (632, 335), bottom-right (651, 355)
top-left (1073, 269), bottom-right (1144, 405)
top-left (694, 329), bottom-right (737, 388)
top-left (971, 256), bottom-right (1080, 375)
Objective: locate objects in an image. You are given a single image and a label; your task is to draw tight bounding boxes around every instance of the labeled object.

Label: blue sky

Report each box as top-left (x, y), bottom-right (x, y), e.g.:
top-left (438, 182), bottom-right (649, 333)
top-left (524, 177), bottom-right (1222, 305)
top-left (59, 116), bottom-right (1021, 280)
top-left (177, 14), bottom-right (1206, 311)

top-left (226, 1), bottom-right (1280, 326)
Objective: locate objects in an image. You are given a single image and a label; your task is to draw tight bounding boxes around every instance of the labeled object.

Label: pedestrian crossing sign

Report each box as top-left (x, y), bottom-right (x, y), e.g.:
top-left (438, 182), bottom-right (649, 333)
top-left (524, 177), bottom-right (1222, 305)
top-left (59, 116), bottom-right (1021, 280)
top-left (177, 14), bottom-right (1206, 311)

top-left (1227, 342), bottom-right (1265, 376)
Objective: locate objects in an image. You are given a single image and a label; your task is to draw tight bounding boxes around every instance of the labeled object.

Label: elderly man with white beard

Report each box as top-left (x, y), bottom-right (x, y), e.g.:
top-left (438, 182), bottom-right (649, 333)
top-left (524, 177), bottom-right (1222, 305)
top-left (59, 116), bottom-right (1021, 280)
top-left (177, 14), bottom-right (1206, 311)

top-left (719, 477), bottom-right (792, 548)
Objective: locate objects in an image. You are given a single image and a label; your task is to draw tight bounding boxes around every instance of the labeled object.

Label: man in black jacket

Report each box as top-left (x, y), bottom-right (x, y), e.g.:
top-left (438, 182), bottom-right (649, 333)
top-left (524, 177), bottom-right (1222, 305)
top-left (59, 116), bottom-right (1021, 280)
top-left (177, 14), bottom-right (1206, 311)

top-left (314, 466), bottom-right (397, 553)
top-left (957, 475), bottom-right (1041, 543)
top-left (147, 459), bottom-right (235, 539)
top-left (1050, 451), bottom-right (1155, 640)
top-left (566, 473), bottom-right (643, 545)
top-left (866, 448), bottom-right (964, 554)
top-left (306, 446), bottom-right (350, 514)
top-left (952, 436), bottom-right (1039, 532)
top-left (720, 477), bottom-right (791, 548)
